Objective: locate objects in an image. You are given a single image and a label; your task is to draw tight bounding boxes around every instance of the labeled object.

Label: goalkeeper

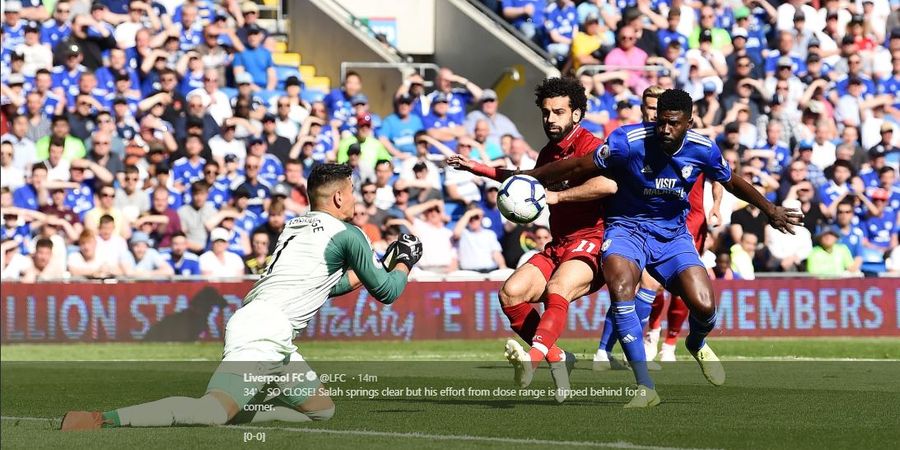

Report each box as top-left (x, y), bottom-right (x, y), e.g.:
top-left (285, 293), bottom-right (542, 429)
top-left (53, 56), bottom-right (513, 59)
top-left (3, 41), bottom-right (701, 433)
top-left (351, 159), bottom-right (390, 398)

top-left (61, 164), bottom-right (423, 431)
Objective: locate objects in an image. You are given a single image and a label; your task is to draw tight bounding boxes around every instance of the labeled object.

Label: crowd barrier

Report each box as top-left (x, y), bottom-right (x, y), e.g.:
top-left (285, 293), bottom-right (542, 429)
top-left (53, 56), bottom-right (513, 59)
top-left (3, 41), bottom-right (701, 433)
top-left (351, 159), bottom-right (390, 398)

top-left (1, 279), bottom-right (898, 343)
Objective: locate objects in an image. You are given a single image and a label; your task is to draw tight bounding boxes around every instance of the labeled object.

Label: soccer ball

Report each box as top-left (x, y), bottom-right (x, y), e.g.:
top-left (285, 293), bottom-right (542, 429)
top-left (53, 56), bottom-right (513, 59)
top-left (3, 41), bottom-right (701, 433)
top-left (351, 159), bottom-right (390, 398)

top-left (497, 175), bottom-right (546, 224)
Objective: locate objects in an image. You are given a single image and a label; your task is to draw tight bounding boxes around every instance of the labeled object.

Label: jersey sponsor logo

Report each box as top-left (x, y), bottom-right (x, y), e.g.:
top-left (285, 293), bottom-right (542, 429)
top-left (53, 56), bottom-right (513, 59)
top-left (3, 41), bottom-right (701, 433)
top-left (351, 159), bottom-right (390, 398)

top-left (644, 178), bottom-right (685, 198)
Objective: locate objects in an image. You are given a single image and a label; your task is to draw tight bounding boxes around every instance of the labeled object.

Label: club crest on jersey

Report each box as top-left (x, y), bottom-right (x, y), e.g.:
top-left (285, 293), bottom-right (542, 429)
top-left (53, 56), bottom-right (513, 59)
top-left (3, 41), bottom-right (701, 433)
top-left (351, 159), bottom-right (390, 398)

top-left (601, 239), bottom-right (612, 252)
top-left (597, 144), bottom-right (610, 160)
top-left (681, 164), bottom-right (693, 179)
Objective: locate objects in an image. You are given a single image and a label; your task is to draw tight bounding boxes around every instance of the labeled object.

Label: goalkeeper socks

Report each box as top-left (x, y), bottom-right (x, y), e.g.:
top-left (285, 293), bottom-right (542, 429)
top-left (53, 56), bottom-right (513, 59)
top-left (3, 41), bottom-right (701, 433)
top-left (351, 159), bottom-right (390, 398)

top-left (685, 310), bottom-right (718, 353)
top-left (530, 293), bottom-right (569, 367)
top-left (598, 288), bottom-right (656, 353)
top-left (612, 301), bottom-right (654, 389)
top-left (665, 296), bottom-right (690, 345)
top-left (116, 395), bottom-right (228, 427)
top-left (101, 410), bottom-right (121, 428)
top-left (648, 291), bottom-right (666, 330)
top-left (501, 302), bottom-right (541, 345)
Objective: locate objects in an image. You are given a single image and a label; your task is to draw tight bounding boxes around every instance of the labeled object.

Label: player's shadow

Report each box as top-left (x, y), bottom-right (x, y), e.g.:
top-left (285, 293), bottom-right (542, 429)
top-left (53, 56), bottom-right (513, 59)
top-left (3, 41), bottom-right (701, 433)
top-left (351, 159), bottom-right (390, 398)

top-left (143, 287), bottom-right (228, 342)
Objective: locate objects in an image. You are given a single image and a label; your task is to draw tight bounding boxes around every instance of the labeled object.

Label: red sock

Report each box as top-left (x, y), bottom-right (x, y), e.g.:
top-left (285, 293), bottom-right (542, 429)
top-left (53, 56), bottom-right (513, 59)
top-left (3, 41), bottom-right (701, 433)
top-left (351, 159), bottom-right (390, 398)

top-left (665, 296), bottom-right (690, 345)
top-left (530, 293), bottom-right (569, 367)
top-left (502, 302), bottom-right (541, 345)
top-left (648, 291), bottom-right (666, 330)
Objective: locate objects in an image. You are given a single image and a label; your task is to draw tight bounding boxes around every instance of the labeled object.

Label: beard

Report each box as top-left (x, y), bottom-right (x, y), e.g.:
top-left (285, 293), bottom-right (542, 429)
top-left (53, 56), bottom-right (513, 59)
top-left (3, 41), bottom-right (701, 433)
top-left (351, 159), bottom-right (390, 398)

top-left (544, 120), bottom-right (574, 142)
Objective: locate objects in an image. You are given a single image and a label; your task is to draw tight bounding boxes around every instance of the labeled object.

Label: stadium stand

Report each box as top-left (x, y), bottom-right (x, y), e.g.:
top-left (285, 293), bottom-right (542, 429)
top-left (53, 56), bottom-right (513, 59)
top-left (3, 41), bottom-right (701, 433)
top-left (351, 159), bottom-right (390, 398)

top-left (0, 0), bottom-right (898, 283)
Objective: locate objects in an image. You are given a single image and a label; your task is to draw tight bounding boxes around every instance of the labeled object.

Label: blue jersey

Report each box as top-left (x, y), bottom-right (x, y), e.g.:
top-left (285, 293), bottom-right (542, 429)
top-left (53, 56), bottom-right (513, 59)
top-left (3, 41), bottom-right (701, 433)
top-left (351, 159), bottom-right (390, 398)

top-left (162, 250), bottom-right (201, 276)
top-left (543, 2), bottom-right (578, 42)
top-left (880, 75), bottom-right (900, 108)
top-left (377, 113), bottom-right (424, 156)
top-left (838, 225), bottom-right (865, 258)
top-left (2, 21), bottom-right (25, 52)
top-left (423, 113), bottom-right (463, 151)
top-left (41, 21), bottom-right (71, 49)
top-left (323, 88), bottom-right (353, 124)
top-left (1, 223), bottom-right (32, 254)
top-left (503, 0), bottom-right (546, 29)
top-left (39, 93), bottom-right (62, 117)
top-left (835, 74), bottom-right (877, 99)
top-left (863, 208), bottom-right (897, 248)
top-left (313, 130), bottom-right (334, 162)
top-left (207, 182), bottom-right (231, 209)
top-left (51, 65), bottom-right (86, 101)
top-left (764, 51), bottom-right (806, 76)
top-left (818, 181), bottom-right (848, 207)
top-left (258, 154), bottom-right (284, 186)
top-left (426, 89), bottom-right (472, 124)
top-left (65, 182), bottom-right (95, 219)
top-left (756, 140), bottom-right (791, 174)
top-left (594, 123), bottom-right (732, 233)
top-left (172, 157), bottom-right (206, 187)
top-left (657, 29), bottom-right (688, 56)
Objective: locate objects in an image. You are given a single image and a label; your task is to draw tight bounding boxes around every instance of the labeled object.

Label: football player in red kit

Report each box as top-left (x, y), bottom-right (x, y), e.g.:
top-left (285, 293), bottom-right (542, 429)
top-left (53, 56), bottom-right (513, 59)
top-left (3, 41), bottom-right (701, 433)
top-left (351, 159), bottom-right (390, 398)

top-left (448, 77), bottom-right (616, 402)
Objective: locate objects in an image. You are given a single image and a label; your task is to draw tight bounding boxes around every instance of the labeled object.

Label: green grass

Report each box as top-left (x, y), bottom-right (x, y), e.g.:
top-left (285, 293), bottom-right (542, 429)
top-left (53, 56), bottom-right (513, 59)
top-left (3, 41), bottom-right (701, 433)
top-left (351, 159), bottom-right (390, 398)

top-left (2, 339), bottom-right (900, 449)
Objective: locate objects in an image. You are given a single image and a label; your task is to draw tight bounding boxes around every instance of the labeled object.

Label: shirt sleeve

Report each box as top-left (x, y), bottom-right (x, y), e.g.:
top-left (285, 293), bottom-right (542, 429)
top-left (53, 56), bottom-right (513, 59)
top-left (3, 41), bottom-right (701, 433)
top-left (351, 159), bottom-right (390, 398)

top-left (329, 225), bottom-right (408, 304)
top-left (703, 141), bottom-right (732, 183)
top-left (593, 127), bottom-right (628, 170)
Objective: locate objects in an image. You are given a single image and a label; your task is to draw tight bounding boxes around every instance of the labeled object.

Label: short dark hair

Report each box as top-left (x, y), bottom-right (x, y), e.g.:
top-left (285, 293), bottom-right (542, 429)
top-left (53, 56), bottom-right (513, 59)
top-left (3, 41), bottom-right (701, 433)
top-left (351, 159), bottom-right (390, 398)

top-left (657, 89), bottom-right (693, 117)
top-left (534, 77), bottom-right (587, 117)
top-left (35, 238), bottom-right (53, 251)
top-left (124, 165), bottom-right (139, 176)
top-left (99, 214), bottom-right (115, 226)
top-left (192, 179), bottom-right (210, 193)
top-left (308, 163), bottom-right (352, 205)
top-left (374, 159), bottom-right (392, 170)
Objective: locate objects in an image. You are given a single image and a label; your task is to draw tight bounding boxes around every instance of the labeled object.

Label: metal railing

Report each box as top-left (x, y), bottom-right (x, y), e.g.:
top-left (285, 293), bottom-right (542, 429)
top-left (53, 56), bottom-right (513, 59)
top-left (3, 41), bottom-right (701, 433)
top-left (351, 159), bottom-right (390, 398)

top-left (339, 61), bottom-right (441, 85)
top-left (575, 64), bottom-right (669, 77)
top-left (463, 0), bottom-right (554, 64)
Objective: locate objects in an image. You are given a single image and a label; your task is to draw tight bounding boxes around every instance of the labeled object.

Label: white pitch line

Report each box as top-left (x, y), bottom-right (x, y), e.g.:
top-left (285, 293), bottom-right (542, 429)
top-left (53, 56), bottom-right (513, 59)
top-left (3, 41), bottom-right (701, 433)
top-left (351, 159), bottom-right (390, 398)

top-left (1, 416), bottom-right (719, 450)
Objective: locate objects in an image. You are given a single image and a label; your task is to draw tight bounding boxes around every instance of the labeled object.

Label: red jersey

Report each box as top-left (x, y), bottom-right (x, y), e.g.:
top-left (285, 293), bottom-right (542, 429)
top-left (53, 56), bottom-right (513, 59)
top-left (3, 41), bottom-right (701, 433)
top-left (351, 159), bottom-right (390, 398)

top-left (685, 172), bottom-right (707, 238)
top-left (535, 125), bottom-right (606, 240)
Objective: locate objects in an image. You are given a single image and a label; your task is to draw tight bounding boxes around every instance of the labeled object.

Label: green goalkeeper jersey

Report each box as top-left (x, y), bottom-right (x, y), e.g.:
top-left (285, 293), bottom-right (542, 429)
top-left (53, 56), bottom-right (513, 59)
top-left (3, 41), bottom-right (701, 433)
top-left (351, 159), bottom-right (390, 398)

top-left (242, 210), bottom-right (408, 332)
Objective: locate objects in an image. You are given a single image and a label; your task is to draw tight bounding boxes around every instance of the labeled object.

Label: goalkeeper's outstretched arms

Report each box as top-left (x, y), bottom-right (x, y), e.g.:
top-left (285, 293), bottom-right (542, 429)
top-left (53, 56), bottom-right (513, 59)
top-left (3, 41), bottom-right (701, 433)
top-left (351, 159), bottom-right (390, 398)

top-left (328, 226), bottom-right (422, 304)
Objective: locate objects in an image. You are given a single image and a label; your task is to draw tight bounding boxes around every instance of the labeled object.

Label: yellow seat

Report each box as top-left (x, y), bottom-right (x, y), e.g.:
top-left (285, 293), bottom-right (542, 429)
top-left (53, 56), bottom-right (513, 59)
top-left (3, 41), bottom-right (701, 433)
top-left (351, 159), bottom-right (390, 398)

top-left (274, 41), bottom-right (287, 53)
top-left (263, 0), bottom-right (278, 6)
top-left (299, 65), bottom-right (316, 80)
top-left (306, 76), bottom-right (331, 92)
top-left (273, 53), bottom-right (301, 67)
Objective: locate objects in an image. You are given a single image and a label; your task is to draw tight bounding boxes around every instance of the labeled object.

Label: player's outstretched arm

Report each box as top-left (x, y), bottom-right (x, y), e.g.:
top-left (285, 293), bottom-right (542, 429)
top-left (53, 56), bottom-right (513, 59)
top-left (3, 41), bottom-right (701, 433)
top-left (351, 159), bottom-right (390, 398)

top-left (721, 174), bottom-right (803, 234)
top-left (526, 154), bottom-right (600, 185)
top-left (446, 154), bottom-right (519, 182)
top-left (546, 175), bottom-right (617, 205)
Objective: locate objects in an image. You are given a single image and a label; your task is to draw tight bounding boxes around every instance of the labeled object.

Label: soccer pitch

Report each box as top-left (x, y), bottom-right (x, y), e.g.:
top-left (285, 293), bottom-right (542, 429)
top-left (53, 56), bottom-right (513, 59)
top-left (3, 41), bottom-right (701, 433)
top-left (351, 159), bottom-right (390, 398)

top-left (2, 338), bottom-right (899, 449)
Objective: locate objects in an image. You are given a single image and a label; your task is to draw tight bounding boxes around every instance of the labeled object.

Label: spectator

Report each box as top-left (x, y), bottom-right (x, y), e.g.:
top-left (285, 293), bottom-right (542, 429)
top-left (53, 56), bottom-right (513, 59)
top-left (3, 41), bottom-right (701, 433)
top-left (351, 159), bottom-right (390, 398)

top-left (114, 165), bottom-right (150, 223)
top-left (370, 159), bottom-right (396, 210)
top-left (17, 21), bottom-right (52, 76)
top-left (20, 237), bottom-right (65, 282)
top-left (233, 154), bottom-right (271, 217)
top-left (323, 71), bottom-right (362, 127)
top-left (236, 1), bottom-right (268, 47)
top-left (464, 89), bottom-right (521, 149)
top-left (352, 203), bottom-right (381, 244)
top-left (0, 141), bottom-right (25, 190)
top-left (252, 199), bottom-right (286, 254)
top-left (729, 232), bottom-right (758, 280)
top-left (504, 137), bottom-right (537, 170)
top-left (67, 229), bottom-right (115, 278)
top-left (479, 181), bottom-right (506, 240)
top-left (281, 159), bottom-right (309, 215)
top-left (53, 14), bottom-right (116, 71)
top-left (502, 0), bottom-right (546, 42)
top-left (708, 252), bottom-right (739, 280)
top-left (398, 133), bottom-right (442, 191)
top-left (1, 238), bottom-right (32, 280)
top-left (233, 24), bottom-right (275, 90)
top-left (2, 114), bottom-right (37, 173)
top-left (444, 144), bottom-right (483, 206)
top-left (807, 227), bottom-right (856, 276)
top-left (405, 198), bottom-right (456, 273)
top-left (86, 127), bottom-right (125, 178)
top-left (244, 229), bottom-right (270, 275)
top-left (543, 0), bottom-right (578, 62)
top-left (199, 227), bottom-right (244, 277)
top-left (336, 113), bottom-right (391, 169)
top-left (516, 224), bottom-right (551, 268)
top-left (818, 159), bottom-right (854, 215)
top-left (176, 180), bottom-right (217, 253)
top-left (164, 232), bottom-right (201, 276)
top-left (122, 231), bottom-right (174, 278)
top-left (188, 69), bottom-right (232, 126)
top-left (860, 188), bottom-right (898, 274)
top-left (261, 113), bottom-right (293, 164)
top-left (765, 199), bottom-right (813, 271)
top-left (84, 184), bottom-right (128, 236)
top-left (453, 206), bottom-right (507, 273)
top-left (604, 25), bottom-right (648, 94)
top-left (208, 118), bottom-right (246, 166)
top-left (424, 93), bottom-right (467, 152)
top-left (273, 96), bottom-right (301, 141)
top-left (13, 162), bottom-right (49, 210)
top-left (35, 115), bottom-right (85, 161)
top-left (341, 94), bottom-right (382, 136)
top-left (568, 15), bottom-right (607, 72)
top-left (378, 93), bottom-right (424, 160)
top-left (834, 199), bottom-right (865, 273)
top-left (427, 67), bottom-right (483, 124)
top-left (140, 186), bottom-right (182, 249)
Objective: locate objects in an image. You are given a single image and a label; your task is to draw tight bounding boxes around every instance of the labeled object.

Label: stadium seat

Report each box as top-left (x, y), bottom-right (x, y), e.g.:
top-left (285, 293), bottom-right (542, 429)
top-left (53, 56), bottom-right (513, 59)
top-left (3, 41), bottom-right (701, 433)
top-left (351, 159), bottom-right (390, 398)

top-left (300, 89), bottom-right (326, 103)
top-left (256, 89), bottom-right (285, 104)
top-left (273, 41), bottom-right (288, 53)
top-left (305, 76), bottom-right (331, 92)
top-left (219, 87), bottom-right (238, 99)
top-left (275, 65), bottom-right (303, 89)
top-left (273, 53), bottom-right (301, 67)
top-left (299, 65), bottom-right (317, 80)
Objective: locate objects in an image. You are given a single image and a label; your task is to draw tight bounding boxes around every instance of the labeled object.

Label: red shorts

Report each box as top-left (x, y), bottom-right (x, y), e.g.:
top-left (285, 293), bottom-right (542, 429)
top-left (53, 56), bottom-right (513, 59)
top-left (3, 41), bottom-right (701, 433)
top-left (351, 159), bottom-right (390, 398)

top-left (689, 223), bottom-right (707, 253)
top-left (527, 233), bottom-right (606, 294)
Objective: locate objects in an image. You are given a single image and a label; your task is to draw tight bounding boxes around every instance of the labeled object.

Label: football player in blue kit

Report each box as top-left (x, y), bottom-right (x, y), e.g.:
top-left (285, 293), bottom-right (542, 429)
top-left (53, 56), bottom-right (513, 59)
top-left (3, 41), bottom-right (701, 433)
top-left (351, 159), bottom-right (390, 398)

top-left (522, 89), bottom-right (803, 407)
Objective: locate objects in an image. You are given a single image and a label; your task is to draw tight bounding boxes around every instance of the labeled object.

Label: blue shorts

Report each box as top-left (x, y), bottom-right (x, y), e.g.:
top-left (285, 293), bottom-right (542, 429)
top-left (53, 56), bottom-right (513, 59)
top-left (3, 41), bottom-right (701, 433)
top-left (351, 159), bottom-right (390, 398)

top-left (600, 222), bottom-right (703, 289)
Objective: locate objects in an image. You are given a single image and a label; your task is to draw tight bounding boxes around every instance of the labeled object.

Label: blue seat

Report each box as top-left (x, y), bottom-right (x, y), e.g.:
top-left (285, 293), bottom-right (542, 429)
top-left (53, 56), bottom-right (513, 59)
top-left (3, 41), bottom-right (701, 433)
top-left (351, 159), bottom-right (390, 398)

top-left (219, 87), bottom-right (238, 99)
top-left (275, 65), bottom-right (303, 90)
top-left (256, 89), bottom-right (286, 104)
top-left (301, 89), bottom-right (326, 103)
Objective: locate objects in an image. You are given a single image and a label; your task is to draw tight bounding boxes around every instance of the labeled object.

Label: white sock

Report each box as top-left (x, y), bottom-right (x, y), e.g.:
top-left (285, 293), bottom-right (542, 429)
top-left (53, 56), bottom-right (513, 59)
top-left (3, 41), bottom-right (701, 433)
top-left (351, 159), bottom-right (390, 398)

top-left (117, 395), bottom-right (228, 427)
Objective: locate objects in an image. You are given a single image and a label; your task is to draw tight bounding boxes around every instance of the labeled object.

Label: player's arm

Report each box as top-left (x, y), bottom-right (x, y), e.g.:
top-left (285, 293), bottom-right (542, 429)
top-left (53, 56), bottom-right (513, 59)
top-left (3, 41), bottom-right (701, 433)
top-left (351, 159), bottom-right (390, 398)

top-left (446, 150), bottom-right (599, 185)
top-left (330, 226), bottom-right (417, 304)
top-left (545, 175), bottom-right (617, 205)
top-left (708, 181), bottom-right (724, 227)
top-left (329, 270), bottom-right (361, 297)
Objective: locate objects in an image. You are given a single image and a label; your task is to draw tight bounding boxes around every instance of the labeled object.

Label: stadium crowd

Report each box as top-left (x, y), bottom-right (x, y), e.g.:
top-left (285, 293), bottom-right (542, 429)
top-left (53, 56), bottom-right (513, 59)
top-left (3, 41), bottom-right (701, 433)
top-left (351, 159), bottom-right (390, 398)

top-left (1, 0), bottom-right (898, 283)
